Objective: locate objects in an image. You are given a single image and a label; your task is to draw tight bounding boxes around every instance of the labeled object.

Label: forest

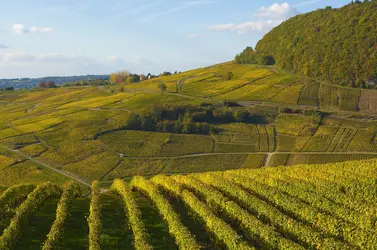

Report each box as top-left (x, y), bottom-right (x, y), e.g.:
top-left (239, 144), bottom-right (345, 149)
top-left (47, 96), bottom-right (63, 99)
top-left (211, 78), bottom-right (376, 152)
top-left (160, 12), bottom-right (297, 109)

top-left (255, 0), bottom-right (377, 88)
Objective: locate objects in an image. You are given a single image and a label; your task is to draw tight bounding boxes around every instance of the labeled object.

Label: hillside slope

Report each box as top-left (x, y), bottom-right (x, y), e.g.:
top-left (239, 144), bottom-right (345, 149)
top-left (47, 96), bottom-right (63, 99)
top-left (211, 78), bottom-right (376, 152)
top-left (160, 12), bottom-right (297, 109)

top-left (3, 64), bottom-right (377, 187)
top-left (132, 62), bottom-right (377, 112)
top-left (256, 1), bottom-right (377, 88)
top-left (1, 159), bottom-right (377, 249)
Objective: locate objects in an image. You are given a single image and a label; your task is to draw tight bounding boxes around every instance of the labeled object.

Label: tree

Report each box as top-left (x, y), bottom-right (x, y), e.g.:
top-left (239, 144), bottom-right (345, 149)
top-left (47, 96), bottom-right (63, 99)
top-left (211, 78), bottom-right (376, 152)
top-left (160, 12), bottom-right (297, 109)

top-left (125, 113), bottom-right (141, 129)
top-left (110, 71), bottom-right (130, 84)
top-left (235, 47), bottom-right (275, 65)
top-left (255, 1), bottom-right (377, 88)
top-left (140, 74), bottom-right (148, 81)
top-left (47, 81), bottom-right (56, 88)
top-left (161, 72), bottom-right (172, 76)
top-left (227, 72), bottom-right (234, 80)
top-left (127, 74), bottom-right (140, 83)
top-left (158, 83), bottom-right (167, 93)
top-left (39, 81), bottom-right (47, 88)
top-left (140, 114), bottom-right (156, 131)
top-left (233, 111), bottom-right (249, 122)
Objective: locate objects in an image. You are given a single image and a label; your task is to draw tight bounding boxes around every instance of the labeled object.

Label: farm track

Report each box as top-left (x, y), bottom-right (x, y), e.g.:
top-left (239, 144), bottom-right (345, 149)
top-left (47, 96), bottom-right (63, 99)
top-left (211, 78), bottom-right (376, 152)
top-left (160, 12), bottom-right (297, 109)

top-left (121, 151), bottom-right (377, 160)
top-left (0, 144), bottom-right (91, 188)
top-left (264, 153), bottom-right (274, 167)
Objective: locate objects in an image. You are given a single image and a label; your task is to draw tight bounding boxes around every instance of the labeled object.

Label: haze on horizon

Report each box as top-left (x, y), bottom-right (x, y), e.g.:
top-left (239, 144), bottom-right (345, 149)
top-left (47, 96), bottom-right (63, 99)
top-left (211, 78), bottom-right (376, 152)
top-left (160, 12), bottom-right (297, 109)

top-left (0, 0), bottom-right (349, 78)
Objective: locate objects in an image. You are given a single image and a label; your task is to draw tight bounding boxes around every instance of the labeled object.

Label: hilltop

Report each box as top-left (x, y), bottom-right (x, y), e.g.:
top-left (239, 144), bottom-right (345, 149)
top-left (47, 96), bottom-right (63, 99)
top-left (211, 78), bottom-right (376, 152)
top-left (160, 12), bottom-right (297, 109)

top-left (256, 1), bottom-right (377, 88)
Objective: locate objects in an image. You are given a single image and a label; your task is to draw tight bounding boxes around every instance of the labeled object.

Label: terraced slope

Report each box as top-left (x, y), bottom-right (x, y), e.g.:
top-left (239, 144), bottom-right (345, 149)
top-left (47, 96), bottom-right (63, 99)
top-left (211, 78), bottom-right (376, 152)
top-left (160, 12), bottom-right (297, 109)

top-left (1, 159), bottom-right (377, 249)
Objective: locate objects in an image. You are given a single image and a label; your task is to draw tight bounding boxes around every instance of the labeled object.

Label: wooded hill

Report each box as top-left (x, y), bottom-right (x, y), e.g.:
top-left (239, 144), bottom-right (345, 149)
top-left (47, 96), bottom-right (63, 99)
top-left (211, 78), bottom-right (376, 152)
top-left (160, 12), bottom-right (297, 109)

top-left (255, 1), bottom-right (377, 88)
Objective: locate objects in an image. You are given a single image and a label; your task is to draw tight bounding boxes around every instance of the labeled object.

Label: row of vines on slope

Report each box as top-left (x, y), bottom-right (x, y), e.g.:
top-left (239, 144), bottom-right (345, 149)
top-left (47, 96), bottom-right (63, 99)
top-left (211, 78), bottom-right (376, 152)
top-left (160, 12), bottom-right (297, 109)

top-left (151, 175), bottom-right (253, 250)
top-left (111, 179), bottom-right (152, 250)
top-left (0, 183), bottom-right (62, 249)
top-left (42, 181), bottom-right (80, 250)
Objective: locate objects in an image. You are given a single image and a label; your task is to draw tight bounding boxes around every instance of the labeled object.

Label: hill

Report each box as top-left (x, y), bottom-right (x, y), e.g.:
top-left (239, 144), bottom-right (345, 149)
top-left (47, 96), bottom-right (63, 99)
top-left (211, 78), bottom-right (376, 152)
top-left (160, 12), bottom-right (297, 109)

top-left (255, 1), bottom-right (377, 88)
top-left (2, 62), bottom-right (377, 187)
top-left (1, 159), bottom-right (376, 249)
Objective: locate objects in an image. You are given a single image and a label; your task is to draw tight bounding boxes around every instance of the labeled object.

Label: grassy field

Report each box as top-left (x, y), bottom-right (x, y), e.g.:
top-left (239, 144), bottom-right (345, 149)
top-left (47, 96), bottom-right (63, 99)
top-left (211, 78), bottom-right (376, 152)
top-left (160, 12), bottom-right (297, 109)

top-left (2, 158), bottom-right (377, 249)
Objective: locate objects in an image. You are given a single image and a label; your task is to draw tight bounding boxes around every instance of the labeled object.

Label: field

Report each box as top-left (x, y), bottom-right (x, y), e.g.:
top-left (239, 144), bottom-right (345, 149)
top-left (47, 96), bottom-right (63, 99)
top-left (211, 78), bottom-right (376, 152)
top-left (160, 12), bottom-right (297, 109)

top-left (1, 62), bottom-right (377, 189)
top-left (1, 159), bottom-right (377, 249)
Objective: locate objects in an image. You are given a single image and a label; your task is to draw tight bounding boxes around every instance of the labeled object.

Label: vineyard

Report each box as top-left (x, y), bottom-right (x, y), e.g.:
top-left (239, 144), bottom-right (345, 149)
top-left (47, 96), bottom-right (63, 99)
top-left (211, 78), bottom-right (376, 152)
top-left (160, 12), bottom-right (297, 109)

top-left (2, 62), bottom-right (377, 201)
top-left (1, 158), bottom-right (377, 249)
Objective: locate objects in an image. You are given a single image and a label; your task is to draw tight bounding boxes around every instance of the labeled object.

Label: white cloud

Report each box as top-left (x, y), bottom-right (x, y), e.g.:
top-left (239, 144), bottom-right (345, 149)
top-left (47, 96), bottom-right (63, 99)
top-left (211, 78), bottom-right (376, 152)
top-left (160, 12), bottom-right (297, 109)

top-left (187, 33), bottom-right (201, 39)
top-left (12, 24), bottom-right (53, 34)
top-left (255, 2), bottom-right (298, 20)
top-left (30, 26), bottom-right (53, 33)
top-left (208, 2), bottom-right (298, 34)
top-left (0, 44), bottom-right (8, 49)
top-left (12, 24), bottom-right (29, 34)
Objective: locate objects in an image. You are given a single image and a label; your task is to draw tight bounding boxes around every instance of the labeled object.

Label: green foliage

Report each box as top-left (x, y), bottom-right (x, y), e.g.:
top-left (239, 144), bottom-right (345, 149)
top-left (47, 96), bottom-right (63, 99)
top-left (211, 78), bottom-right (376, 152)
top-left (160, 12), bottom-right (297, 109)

top-left (111, 179), bottom-right (152, 250)
top-left (158, 82), bottom-right (167, 93)
top-left (0, 183), bottom-right (62, 249)
top-left (175, 175), bottom-right (300, 249)
top-left (88, 181), bottom-right (101, 250)
top-left (20, 143), bottom-right (47, 157)
top-left (152, 175), bottom-right (253, 250)
top-left (3, 159), bottom-right (377, 248)
top-left (235, 47), bottom-right (275, 65)
top-left (0, 161), bottom-right (70, 186)
top-left (0, 184), bottom-right (36, 219)
top-left (222, 172), bottom-right (376, 248)
top-left (197, 173), bottom-right (346, 248)
top-left (256, 1), bottom-right (377, 87)
top-left (275, 113), bottom-right (320, 136)
top-left (42, 182), bottom-right (80, 250)
top-left (130, 176), bottom-right (200, 250)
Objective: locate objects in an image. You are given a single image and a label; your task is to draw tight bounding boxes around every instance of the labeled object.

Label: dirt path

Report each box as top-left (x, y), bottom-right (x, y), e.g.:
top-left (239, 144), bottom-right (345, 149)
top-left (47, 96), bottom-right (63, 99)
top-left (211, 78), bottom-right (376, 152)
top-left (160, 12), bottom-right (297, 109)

top-left (264, 152), bottom-right (274, 167)
top-left (26, 103), bottom-right (40, 113)
top-left (122, 151), bottom-right (377, 160)
top-left (87, 107), bottom-right (132, 113)
top-left (0, 144), bottom-right (91, 188)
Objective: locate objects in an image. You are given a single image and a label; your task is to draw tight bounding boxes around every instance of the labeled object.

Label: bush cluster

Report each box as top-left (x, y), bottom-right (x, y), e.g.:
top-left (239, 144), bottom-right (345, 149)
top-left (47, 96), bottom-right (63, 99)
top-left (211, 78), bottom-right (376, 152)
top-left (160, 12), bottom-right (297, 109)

top-left (125, 105), bottom-right (264, 135)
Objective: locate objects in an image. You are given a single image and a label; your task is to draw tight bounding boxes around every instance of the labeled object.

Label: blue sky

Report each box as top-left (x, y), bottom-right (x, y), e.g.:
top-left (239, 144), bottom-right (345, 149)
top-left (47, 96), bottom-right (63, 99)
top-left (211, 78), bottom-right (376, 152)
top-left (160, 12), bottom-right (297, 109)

top-left (0, 0), bottom-right (349, 78)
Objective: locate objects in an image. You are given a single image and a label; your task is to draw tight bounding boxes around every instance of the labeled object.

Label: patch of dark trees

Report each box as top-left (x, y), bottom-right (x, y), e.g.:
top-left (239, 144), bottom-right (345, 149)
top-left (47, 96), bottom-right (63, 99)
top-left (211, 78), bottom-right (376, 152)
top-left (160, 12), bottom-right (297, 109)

top-left (124, 105), bottom-right (269, 135)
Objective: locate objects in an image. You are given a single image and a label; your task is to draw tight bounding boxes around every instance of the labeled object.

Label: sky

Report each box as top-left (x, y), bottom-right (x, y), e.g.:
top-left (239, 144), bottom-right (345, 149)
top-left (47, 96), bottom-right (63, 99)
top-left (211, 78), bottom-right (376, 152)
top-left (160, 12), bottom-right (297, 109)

top-left (0, 0), bottom-right (350, 78)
